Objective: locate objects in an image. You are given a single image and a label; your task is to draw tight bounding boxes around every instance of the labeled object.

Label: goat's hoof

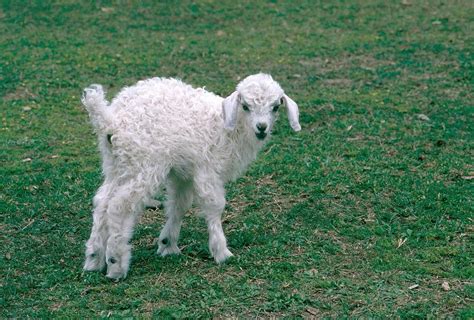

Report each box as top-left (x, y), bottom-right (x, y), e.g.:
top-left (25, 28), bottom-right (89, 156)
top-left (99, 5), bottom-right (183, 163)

top-left (83, 253), bottom-right (105, 272)
top-left (104, 253), bottom-right (130, 280)
top-left (105, 271), bottom-right (126, 281)
top-left (213, 248), bottom-right (234, 264)
top-left (106, 262), bottom-right (127, 280)
top-left (145, 199), bottom-right (163, 210)
top-left (158, 244), bottom-right (181, 256)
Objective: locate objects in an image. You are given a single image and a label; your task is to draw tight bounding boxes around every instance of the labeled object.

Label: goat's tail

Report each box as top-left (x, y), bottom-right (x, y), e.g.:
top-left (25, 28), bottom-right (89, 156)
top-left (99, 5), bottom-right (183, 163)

top-left (81, 84), bottom-right (113, 134)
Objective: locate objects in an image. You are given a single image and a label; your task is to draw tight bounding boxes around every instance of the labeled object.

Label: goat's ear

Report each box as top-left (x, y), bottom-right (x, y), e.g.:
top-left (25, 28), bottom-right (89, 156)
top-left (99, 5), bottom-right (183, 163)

top-left (282, 94), bottom-right (301, 132)
top-left (222, 91), bottom-right (240, 130)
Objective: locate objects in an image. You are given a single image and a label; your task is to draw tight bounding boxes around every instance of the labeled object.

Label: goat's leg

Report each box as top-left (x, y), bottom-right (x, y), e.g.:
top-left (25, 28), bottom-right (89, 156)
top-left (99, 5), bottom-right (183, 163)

top-left (194, 170), bottom-right (233, 263)
top-left (144, 199), bottom-right (162, 210)
top-left (104, 177), bottom-right (155, 280)
top-left (206, 213), bottom-right (234, 263)
top-left (158, 175), bottom-right (193, 256)
top-left (84, 181), bottom-right (112, 271)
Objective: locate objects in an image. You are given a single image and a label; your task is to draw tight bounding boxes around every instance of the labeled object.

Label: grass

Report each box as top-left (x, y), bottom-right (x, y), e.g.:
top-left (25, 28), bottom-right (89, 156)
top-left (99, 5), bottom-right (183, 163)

top-left (1, 0), bottom-right (473, 318)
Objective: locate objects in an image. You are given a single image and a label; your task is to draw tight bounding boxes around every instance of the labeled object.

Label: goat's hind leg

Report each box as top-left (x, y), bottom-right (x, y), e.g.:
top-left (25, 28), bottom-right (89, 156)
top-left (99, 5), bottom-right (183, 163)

top-left (84, 182), bottom-right (111, 272)
top-left (104, 174), bottom-right (162, 280)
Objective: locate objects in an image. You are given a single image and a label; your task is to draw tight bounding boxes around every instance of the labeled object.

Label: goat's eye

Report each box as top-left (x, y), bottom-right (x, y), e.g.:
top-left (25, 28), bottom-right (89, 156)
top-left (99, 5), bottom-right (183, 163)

top-left (242, 104), bottom-right (250, 112)
top-left (273, 105), bottom-right (280, 112)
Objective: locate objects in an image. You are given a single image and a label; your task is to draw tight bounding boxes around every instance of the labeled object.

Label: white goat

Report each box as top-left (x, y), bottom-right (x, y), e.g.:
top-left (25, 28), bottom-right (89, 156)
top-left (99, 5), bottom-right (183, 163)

top-left (81, 73), bottom-right (300, 279)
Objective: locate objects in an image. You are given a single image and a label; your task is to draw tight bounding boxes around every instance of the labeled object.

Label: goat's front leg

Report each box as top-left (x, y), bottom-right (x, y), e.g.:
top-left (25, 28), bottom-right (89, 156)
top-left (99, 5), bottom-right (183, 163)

top-left (194, 170), bottom-right (233, 263)
top-left (158, 176), bottom-right (193, 256)
top-left (206, 213), bottom-right (234, 263)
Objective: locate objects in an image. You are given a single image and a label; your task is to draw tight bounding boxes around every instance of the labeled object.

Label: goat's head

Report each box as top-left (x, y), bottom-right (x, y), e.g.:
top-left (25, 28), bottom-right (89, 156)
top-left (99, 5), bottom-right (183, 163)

top-left (222, 73), bottom-right (301, 140)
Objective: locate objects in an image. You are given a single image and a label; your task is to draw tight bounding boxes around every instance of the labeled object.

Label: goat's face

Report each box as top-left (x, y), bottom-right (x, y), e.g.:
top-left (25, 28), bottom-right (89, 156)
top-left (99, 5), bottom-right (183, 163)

top-left (222, 74), bottom-right (301, 139)
top-left (240, 92), bottom-right (283, 140)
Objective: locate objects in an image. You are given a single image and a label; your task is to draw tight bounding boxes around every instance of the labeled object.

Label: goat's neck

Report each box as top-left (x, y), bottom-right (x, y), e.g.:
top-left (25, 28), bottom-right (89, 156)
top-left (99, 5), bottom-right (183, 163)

top-left (222, 123), bottom-right (267, 182)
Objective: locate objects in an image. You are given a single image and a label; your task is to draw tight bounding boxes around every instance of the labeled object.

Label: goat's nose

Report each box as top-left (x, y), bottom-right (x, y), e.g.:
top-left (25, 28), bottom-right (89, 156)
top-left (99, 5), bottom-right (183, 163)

top-left (256, 123), bottom-right (267, 132)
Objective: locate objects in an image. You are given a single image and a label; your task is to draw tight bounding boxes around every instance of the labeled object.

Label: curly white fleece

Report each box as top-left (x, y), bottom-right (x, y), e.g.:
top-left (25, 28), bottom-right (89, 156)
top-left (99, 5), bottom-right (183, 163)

top-left (81, 73), bottom-right (300, 280)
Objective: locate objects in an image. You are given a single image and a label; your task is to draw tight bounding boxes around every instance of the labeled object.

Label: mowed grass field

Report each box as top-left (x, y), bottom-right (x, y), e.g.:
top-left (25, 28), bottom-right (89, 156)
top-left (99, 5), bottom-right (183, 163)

top-left (1, 0), bottom-right (473, 318)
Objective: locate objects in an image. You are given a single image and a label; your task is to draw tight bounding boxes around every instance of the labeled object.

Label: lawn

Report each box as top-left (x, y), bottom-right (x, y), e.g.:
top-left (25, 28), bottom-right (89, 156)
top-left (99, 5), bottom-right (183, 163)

top-left (1, 0), bottom-right (473, 318)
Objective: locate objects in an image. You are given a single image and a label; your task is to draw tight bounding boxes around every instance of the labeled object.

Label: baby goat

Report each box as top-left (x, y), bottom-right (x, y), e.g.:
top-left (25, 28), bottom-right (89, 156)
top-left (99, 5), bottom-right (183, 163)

top-left (81, 73), bottom-right (300, 279)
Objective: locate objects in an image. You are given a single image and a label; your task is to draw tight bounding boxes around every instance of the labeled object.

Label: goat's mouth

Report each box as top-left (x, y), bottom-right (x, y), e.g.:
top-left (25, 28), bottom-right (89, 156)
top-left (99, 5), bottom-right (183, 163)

top-left (255, 132), bottom-right (267, 140)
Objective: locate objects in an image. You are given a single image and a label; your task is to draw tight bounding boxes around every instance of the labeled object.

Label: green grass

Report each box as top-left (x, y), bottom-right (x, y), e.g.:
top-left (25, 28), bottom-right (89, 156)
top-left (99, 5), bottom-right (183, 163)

top-left (1, 0), bottom-right (473, 318)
